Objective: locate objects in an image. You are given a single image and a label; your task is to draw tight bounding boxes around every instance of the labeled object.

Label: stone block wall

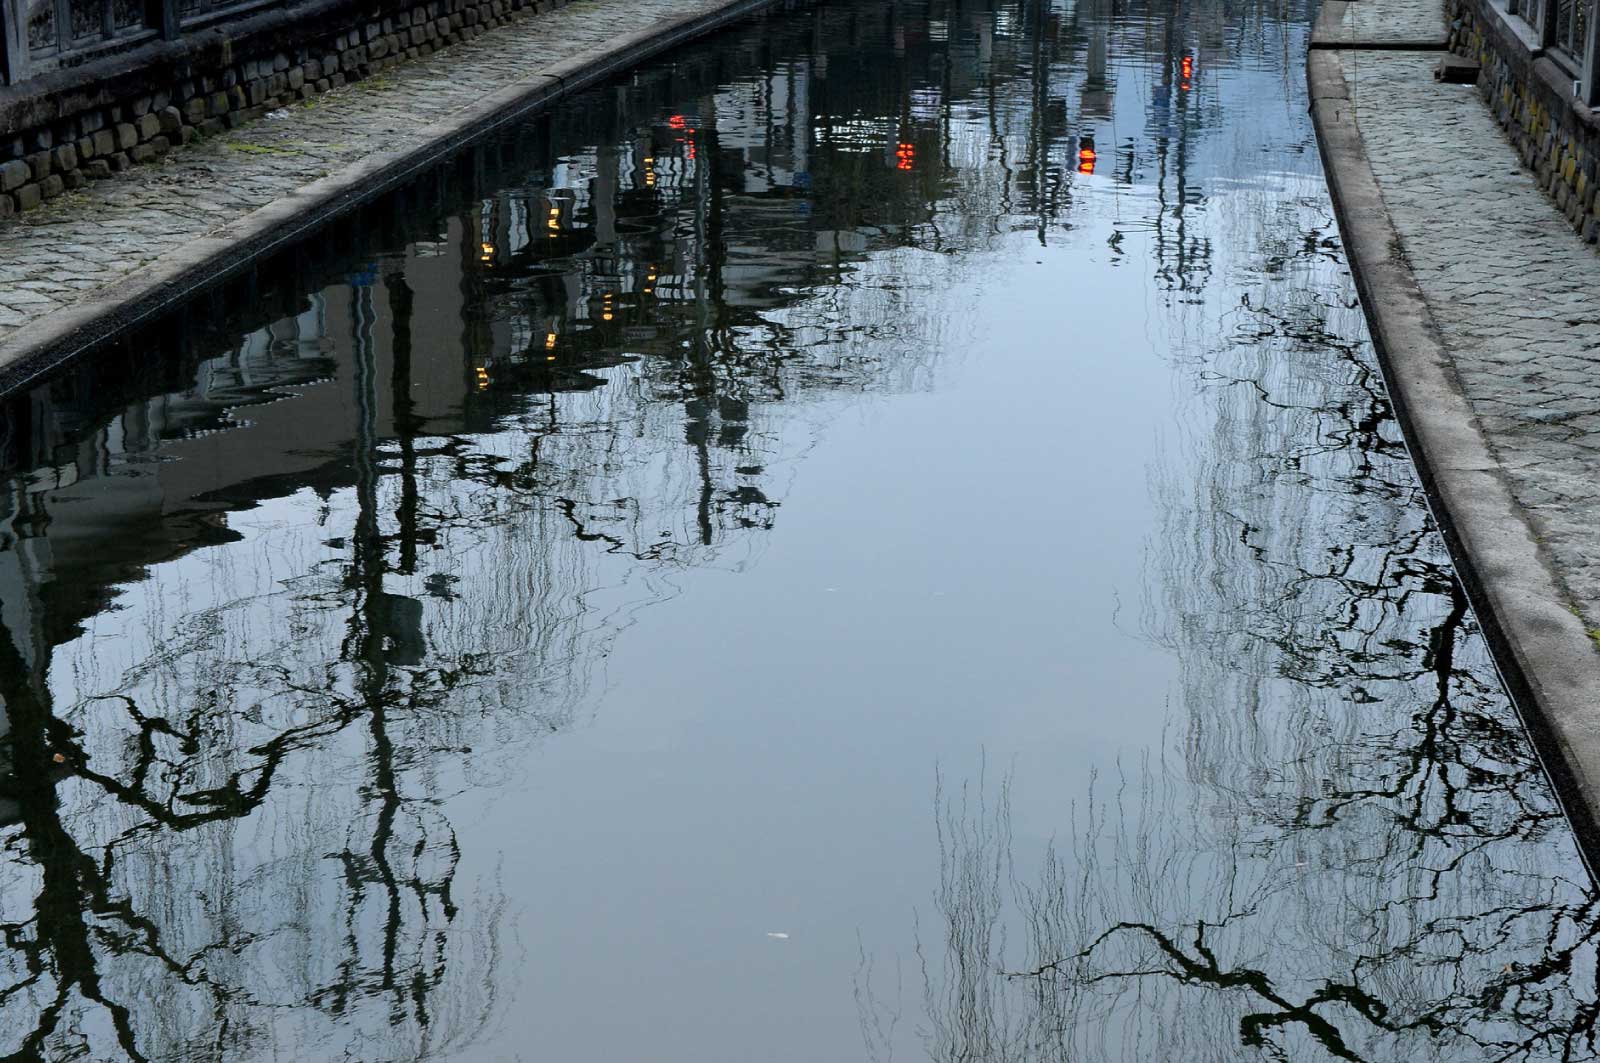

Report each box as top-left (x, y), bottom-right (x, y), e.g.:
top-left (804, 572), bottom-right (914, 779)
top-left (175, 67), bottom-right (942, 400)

top-left (0, 0), bottom-right (570, 220)
top-left (1448, 0), bottom-right (1600, 240)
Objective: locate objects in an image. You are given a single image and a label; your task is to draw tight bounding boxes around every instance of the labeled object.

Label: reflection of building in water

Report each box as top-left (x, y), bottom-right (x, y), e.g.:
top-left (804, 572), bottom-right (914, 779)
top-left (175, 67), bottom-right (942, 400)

top-left (0, 0), bottom-right (1331, 1058)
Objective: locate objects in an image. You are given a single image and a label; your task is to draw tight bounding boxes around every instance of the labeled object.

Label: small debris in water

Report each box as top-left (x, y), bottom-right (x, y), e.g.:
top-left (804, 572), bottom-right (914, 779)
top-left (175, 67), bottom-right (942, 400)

top-left (766, 932), bottom-right (789, 940)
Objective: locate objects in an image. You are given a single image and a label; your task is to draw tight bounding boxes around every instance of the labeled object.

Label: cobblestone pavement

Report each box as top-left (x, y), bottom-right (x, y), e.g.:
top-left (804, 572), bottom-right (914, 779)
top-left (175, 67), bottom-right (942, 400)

top-left (0, 0), bottom-right (727, 348)
top-left (1319, 0), bottom-right (1447, 45)
top-left (1349, 0), bottom-right (1446, 39)
top-left (1341, 46), bottom-right (1600, 624)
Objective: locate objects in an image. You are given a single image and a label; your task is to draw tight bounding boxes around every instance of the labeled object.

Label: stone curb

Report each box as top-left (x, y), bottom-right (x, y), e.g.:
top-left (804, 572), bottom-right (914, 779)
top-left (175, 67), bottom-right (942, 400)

top-left (1309, 47), bottom-right (1600, 872)
top-left (0, 0), bottom-right (792, 393)
top-left (1307, 39), bottom-right (1449, 49)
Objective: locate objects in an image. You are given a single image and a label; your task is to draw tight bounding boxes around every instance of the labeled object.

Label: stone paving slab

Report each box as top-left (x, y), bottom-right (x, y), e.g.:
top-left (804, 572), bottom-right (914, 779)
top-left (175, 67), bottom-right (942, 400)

top-left (1313, 0), bottom-right (1449, 47)
top-left (0, 0), bottom-right (778, 376)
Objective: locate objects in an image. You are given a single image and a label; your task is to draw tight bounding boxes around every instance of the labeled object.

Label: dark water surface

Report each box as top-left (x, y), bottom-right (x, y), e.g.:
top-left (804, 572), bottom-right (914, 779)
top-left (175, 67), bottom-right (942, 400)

top-left (1, 1), bottom-right (1598, 1060)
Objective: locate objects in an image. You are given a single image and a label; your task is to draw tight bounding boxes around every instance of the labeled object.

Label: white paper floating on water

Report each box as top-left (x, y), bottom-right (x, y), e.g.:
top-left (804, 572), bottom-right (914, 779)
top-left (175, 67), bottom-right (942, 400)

top-left (766, 932), bottom-right (790, 939)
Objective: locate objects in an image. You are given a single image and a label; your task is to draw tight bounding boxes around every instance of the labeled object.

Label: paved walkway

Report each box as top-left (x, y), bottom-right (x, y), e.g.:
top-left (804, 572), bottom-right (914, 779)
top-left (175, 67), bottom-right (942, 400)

top-left (0, 0), bottom-right (759, 359)
top-left (1312, 1), bottom-right (1600, 857)
top-left (1312, 0), bottom-right (1448, 47)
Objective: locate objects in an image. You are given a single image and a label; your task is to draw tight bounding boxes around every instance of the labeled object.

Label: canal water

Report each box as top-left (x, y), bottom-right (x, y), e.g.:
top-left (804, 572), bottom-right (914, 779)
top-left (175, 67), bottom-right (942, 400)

top-left (1, 1), bottom-right (1597, 1060)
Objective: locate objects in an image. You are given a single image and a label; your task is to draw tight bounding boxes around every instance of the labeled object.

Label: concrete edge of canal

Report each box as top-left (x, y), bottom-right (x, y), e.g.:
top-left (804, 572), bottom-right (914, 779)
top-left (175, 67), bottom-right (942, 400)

top-left (1309, 46), bottom-right (1600, 870)
top-left (0, 0), bottom-right (793, 394)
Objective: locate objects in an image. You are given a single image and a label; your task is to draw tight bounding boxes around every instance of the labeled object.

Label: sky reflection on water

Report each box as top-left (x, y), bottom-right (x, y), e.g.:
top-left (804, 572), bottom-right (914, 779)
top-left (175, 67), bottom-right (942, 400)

top-left (0, 0), bottom-right (1596, 1060)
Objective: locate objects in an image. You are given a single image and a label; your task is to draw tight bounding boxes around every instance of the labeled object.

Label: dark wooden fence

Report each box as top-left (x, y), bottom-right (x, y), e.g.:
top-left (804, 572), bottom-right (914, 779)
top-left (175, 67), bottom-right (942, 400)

top-left (2, 0), bottom-right (284, 85)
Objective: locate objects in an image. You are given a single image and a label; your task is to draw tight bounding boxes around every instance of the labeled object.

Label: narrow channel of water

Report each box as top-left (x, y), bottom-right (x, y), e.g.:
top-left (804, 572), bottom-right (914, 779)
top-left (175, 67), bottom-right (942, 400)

top-left (0, 1), bottom-right (1596, 1060)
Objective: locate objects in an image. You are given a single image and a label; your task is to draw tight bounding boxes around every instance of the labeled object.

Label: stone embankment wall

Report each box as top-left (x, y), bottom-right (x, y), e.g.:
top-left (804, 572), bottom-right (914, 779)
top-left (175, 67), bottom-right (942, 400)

top-left (1447, 0), bottom-right (1600, 240)
top-left (0, 0), bottom-right (569, 220)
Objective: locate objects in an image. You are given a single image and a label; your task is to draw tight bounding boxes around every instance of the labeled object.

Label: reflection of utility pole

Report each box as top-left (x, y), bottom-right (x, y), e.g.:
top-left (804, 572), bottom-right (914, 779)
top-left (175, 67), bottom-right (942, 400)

top-left (595, 141), bottom-right (619, 250)
top-left (349, 281), bottom-right (384, 666)
top-left (1083, 0), bottom-right (1114, 121)
top-left (1029, 0), bottom-right (1050, 243)
top-left (1173, 0), bottom-right (1192, 291)
top-left (983, 10), bottom-right (1014, 218)
top-left (940, 2), bottom-right (954, 184)
top-left (388, 265), bottom-right (421, 577)
top-left (344, 280), bottom-right (417, 1020)
top-left (687, 95), bottom-right (726, 547)
top-left (1151, 0), bottom-right (1197, 291)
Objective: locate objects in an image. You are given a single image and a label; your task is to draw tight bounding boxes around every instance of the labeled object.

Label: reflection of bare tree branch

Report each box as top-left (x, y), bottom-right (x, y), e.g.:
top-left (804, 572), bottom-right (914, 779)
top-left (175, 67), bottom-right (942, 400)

top-left (877, 83), bottom-right (1600, 1063)
top-left (0, 613), bottom-right (185, 1063)
top-left (902, 756), bottom-right (1600, 1062)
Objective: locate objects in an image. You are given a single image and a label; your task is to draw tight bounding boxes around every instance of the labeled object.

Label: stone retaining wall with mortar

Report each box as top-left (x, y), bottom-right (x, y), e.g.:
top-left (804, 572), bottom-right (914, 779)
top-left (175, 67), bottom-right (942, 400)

top-left (0, 0), bottom-right (570, 220)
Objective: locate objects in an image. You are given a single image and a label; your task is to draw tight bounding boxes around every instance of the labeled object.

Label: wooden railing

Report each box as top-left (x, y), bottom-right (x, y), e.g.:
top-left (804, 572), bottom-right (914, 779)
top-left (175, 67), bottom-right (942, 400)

top-left (2, 0), bottom-right (286, 86)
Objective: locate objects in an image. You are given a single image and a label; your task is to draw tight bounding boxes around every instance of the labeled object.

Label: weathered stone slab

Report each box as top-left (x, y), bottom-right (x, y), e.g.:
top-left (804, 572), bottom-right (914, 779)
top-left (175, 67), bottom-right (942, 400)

top-left (0, 160), bottom-right (28, 193)
top-left (1435, 53), bottom-right (1480, 82)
